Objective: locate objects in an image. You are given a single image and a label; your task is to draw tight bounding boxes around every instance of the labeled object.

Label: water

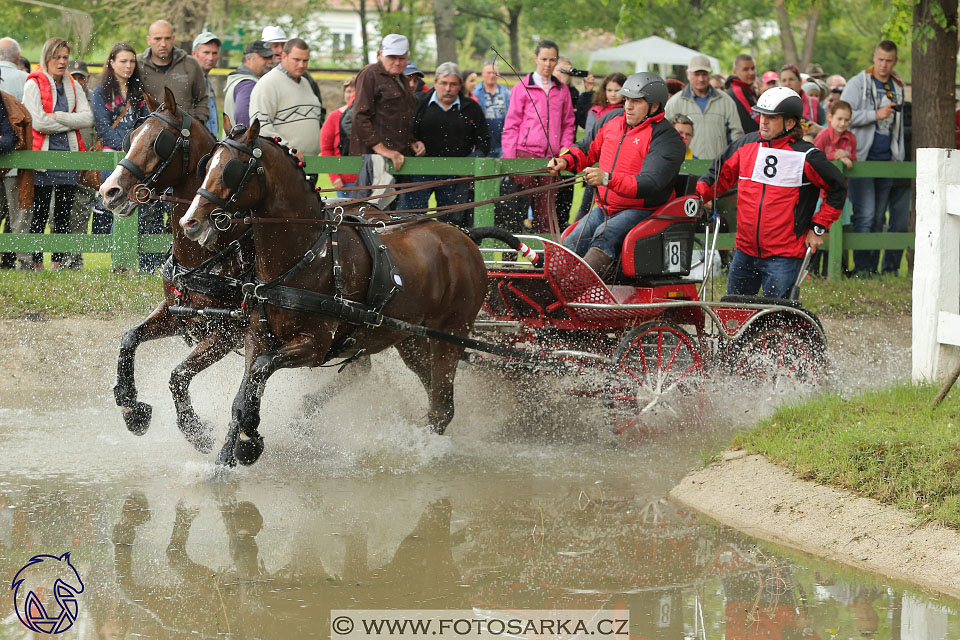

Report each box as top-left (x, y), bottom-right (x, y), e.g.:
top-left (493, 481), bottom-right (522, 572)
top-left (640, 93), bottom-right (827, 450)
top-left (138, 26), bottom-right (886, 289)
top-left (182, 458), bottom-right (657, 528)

top-left (1, 314), bottom-right (955, 639)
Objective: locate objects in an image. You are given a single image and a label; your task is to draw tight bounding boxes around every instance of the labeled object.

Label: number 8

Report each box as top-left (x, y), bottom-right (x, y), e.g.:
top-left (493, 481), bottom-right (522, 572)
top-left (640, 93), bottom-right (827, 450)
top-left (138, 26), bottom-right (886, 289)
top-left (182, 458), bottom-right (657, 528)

top-left (763, 155), bottom-right (778, 178)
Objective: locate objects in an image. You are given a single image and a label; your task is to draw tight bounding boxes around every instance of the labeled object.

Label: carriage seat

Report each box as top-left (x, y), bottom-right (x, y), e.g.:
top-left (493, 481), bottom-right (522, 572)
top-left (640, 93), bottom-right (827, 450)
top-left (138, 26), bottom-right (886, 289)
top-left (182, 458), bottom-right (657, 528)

top-left (559, 173), bottom-right (703, 282)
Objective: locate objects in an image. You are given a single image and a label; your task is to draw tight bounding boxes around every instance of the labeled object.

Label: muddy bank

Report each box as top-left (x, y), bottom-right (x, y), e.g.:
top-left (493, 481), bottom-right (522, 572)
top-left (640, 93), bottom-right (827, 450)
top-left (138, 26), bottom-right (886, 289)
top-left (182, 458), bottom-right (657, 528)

top-left (670, 450), bottom-right (960, 599)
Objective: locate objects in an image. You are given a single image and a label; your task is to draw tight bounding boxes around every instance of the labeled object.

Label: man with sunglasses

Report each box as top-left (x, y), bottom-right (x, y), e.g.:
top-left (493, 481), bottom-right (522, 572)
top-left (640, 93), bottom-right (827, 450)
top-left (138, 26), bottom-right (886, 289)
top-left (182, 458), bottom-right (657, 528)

top-left (841, 39), bottom-right (909, 277)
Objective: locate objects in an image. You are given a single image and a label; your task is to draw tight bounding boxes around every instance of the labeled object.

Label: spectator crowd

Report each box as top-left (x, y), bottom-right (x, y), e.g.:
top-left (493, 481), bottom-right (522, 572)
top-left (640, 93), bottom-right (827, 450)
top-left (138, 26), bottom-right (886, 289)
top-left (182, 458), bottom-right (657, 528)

top-left (0, 20), bottom-right (945, 279)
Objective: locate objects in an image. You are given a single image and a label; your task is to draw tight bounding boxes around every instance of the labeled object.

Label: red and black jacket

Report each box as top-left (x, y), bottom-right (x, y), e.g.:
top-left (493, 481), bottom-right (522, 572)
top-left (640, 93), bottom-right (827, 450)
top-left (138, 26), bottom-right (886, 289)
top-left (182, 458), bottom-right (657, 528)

top-left (560, 111), bottom-right (684, 214)
top-left (725, 76), bottom-right (759, 134)
top-left (696, 132), bottom-right (846, 259)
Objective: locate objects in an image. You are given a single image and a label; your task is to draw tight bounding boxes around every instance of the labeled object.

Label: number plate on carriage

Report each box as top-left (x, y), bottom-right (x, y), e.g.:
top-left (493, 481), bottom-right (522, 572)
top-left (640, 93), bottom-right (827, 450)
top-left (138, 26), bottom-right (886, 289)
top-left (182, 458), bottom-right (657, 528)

top-left (665, 241), bottom-right (683, 272)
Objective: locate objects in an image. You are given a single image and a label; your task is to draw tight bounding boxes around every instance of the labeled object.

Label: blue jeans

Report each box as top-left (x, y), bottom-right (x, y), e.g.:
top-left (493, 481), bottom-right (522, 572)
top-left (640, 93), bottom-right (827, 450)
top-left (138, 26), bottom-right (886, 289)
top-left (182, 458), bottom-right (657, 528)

top-left (397, 175), bottom-right (471, 227)
top-left (848, 177), bottom-right (912, 275)
top-left (336, 180), bottom-right (358, 199)
top-left (727, 250), bottom-right (804, 299)
top-left (562, 206), bottom-right (653, 258)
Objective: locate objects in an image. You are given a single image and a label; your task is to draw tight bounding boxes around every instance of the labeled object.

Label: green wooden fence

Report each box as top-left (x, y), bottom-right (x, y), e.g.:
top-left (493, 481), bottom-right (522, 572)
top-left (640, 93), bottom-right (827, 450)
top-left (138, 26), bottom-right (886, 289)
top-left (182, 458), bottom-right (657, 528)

top-left (0, 152), bottom-right (916, 279)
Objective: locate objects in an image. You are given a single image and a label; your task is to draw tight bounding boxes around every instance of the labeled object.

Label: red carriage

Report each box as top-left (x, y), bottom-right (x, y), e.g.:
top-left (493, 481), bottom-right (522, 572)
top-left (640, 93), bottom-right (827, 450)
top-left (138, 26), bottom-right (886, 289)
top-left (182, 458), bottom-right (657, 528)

top-left (467, 174), bottom-right (827, 435)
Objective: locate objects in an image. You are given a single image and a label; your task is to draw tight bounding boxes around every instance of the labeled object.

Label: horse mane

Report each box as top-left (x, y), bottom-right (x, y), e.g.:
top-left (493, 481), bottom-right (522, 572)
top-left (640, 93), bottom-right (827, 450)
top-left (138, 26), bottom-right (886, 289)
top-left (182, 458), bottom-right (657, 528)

top-left (255, 134), bottom-right (325, 205)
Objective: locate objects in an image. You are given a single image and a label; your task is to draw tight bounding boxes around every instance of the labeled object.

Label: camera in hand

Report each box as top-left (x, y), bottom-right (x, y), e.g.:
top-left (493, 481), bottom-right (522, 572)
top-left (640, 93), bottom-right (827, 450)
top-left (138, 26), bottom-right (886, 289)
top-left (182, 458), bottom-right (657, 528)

top-left (560, 67), bottom-right (590, 78)
top-left (890, 103), bottom-right (902, 112)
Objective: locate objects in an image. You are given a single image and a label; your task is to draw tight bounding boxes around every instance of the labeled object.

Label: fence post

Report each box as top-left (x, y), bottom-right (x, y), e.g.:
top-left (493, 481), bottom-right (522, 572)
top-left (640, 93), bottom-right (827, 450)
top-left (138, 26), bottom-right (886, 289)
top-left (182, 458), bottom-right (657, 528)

top-left (473, 157), bottom-right (500, 228)
top-left (912, 148), bottom-right (960, 383)
top-left (826, 221), bottom-right (843, 281)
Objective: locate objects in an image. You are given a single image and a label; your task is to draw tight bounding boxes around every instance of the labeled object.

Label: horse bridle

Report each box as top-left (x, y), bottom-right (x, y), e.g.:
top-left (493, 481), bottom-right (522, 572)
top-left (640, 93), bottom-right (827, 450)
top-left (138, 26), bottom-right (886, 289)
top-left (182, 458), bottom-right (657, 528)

top-left (195, 130), bottom-right (266, 227)
top-left (118, 106), bottom-right (194, 202)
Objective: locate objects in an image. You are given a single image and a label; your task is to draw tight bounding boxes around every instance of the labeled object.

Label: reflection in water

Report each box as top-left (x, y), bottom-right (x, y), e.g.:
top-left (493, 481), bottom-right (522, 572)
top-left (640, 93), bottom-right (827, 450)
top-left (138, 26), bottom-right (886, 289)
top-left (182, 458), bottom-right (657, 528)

top-left (3, 483), bottom-right (957, 639)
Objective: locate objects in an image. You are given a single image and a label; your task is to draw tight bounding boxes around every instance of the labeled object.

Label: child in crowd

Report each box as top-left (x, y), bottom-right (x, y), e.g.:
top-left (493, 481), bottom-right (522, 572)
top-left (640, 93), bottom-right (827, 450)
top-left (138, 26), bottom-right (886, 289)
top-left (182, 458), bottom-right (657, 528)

top-left (810, 99), bottom-right (856, 276)
top-left (814, 99), bottom-right (856, 168)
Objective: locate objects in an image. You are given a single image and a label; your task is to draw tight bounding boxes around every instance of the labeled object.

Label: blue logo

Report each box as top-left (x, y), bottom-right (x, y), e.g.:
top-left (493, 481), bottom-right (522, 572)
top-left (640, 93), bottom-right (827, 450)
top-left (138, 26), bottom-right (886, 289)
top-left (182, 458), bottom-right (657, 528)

top-left (11, 552), bottom-right (84, 634)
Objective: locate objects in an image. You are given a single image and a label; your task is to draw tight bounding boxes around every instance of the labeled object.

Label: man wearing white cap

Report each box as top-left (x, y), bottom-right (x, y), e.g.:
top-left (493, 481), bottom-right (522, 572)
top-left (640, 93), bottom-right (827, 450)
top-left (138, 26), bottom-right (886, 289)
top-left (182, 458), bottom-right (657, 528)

top-left (349, 33), bottom-right (424, 170)
top-left (261, 25), bottom-right (286, 70)
top-left (665, 54), bottom-right (742, 160)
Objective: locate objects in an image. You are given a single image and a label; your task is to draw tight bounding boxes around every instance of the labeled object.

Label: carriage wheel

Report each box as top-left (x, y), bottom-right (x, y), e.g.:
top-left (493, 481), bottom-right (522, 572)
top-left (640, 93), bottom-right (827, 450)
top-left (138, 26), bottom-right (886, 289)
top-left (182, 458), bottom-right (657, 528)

top-left (606, 322), bottom-right (706, 436)
top-left (727, 322), bottom-right (826, 385)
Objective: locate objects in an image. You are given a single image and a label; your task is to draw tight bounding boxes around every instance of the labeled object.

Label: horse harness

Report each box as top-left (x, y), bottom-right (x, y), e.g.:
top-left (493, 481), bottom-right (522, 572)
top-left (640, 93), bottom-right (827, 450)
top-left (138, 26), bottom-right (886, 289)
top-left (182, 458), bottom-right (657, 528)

top-left (119, 107), bottom-right (194, 200)
top-left (242, 212), bottom-right (404, 365)
top-left (163, 227), bottom-right (256, 321)
top-left (197, 131), bottom-right (545, 366)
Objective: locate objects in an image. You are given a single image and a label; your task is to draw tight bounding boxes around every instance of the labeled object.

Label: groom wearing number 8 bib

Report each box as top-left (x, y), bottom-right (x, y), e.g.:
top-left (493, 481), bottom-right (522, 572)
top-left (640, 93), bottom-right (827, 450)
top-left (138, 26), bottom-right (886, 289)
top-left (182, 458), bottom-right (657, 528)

top-left (696, 87), bottom-right (846, 298)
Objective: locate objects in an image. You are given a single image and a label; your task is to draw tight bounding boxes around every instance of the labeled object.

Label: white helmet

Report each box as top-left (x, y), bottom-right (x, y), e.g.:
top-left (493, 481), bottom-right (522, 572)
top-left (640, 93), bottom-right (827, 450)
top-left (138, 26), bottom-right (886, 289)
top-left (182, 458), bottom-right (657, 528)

top-left (754, 86), bottom-right (803, 119)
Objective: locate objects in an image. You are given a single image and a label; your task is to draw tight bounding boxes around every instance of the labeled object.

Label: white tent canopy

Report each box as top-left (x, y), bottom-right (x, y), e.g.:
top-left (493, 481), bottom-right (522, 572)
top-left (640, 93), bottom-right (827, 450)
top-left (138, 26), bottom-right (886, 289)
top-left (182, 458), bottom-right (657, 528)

top-left (587, 36), bottom-right (721, 76)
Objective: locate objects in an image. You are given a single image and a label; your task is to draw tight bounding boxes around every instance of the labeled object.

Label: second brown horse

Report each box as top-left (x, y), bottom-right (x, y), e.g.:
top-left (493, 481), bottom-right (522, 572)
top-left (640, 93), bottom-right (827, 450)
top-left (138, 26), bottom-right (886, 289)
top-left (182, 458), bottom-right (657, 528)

top-left (179, 121), bottom-right (488, 467)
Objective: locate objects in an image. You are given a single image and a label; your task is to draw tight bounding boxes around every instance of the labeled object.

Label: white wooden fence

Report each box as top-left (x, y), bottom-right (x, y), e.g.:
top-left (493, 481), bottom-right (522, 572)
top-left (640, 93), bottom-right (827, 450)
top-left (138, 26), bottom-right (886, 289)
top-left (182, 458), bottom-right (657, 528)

top-left (913, 148), bottom-right (960, 382)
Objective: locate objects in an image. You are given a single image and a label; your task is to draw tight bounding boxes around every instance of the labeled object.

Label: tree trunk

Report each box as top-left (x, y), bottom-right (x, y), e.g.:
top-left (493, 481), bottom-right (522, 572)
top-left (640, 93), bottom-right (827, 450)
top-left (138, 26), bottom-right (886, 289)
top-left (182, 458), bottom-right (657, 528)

top-left (359, 0), bottom-right (370, 64)
top-left (774, 0), bottom-right (799, 66)
top-left (907, 0), bottom-right (958, 273)
top-left (433, 0), bottom-right (457, 65)
top-left (508, 5), bottom-right (521, 69)
top-left (799, 5), bottom-right (821, 71)
top-left (911, 0), bottom-right (959, 150)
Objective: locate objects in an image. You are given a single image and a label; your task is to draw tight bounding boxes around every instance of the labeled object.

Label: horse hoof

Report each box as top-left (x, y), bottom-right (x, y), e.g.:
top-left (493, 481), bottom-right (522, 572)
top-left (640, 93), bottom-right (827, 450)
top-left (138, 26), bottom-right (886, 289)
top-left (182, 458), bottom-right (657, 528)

top-left (121, 402), bottom-right (152, 436)
top-left (179, 417), bottom-right (215, 454)
top-left (216, 442), bottom-right (238, 468)
top-left (234, 433), bottom-right (264, 466)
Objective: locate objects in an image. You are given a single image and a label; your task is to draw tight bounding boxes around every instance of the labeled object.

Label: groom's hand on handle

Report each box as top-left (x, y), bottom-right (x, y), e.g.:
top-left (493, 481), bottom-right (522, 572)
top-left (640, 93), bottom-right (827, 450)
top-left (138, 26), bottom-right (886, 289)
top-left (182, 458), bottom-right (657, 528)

top-left (546, 157), bottom-right (567, 176)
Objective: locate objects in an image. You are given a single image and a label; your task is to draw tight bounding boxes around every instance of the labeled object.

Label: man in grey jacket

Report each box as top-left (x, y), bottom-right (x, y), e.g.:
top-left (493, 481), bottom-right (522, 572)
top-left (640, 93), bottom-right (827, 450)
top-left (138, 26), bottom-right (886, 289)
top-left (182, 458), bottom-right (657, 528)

top-left (840, 39), bottom-right (909, 277)
top-left (223, 41), bottom-right (273, 128)
top-left (138, 20), bottom-right (209, 123)
top-left (136, 20), bottom-right (209, 271)
top-left (665, 54), bottom-right (743, 161)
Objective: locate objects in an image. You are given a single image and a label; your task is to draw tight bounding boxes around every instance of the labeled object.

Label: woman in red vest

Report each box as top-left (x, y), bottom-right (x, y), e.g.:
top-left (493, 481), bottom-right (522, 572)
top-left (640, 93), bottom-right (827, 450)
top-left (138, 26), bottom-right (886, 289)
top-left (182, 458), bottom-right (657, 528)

top-left (22, 37), bottom-right (93, 270)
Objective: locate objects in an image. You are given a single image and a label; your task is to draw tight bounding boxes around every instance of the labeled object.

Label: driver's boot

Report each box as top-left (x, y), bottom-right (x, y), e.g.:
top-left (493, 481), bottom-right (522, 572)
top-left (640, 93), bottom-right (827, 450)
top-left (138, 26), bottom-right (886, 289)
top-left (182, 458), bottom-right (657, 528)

top-left (583, 247), bottom-right (613, 279)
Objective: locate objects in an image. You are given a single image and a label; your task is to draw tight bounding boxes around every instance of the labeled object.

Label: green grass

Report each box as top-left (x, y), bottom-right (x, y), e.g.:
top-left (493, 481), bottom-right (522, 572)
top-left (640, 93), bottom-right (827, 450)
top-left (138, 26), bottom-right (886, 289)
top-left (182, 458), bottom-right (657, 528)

top-left (0, 269), bottom-right (162, 319)
top-left (733, 383), bottom-right (960, 528)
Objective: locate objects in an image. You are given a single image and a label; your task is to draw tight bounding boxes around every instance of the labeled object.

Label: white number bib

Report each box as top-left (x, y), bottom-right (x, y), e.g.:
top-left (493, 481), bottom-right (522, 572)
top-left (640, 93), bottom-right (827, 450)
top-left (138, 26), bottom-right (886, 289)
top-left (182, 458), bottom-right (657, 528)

top-left (750, 146), bottom-right (808, 188)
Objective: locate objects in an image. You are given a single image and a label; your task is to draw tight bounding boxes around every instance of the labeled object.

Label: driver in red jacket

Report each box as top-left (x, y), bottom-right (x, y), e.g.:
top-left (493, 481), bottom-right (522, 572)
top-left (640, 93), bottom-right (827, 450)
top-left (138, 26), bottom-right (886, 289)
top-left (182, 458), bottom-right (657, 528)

top-left (697, 86), bottom-right (846, 298)
top-left (547, 72), bottom-right (684, 277)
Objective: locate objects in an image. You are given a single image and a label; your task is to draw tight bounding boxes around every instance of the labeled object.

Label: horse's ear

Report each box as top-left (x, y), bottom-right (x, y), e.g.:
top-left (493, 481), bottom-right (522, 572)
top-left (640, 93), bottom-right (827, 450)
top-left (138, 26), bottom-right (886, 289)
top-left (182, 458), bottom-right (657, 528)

top-left (163, 86), bottom-right (178, 116)
top-left (222, 111), bottom-right (233, 136)
top-left (145, 91), bottom-right (160, 112)
top-left (248, 118), bottom-right (261, 141)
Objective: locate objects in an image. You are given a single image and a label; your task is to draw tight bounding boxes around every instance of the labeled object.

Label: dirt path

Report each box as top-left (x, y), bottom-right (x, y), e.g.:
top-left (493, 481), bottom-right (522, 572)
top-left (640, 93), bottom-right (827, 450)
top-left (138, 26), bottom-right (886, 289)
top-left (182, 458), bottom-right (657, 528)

top-left (670, 450), bottom-right (960, 599)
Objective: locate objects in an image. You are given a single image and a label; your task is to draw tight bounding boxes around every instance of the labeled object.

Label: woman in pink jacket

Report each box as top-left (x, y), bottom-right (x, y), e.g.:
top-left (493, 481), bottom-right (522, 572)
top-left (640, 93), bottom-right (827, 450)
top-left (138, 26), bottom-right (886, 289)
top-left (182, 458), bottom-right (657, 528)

top-left (501, 40), bottom-right (575, 233)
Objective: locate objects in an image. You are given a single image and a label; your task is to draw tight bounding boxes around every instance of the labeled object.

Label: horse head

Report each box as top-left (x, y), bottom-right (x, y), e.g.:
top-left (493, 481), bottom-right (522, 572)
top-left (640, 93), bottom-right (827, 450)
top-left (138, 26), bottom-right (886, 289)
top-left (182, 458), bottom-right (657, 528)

top-left (181, 119), bottom-right (273, 248)
top-left (100, 86), bottom-right (215, 217)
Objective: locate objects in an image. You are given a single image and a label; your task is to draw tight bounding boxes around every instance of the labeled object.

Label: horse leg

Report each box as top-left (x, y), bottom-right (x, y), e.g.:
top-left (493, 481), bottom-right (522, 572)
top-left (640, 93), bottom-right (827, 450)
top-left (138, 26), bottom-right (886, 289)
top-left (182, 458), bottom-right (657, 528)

top-left (425, 342), bottom-right (465, 435)
top-left (169, 325), bottom-right (239, 454)
top-left (396, 336), bottom-right (460, 434)
top-left (115, 302), bottom-right (179, 436)
top-left (217, 334), bottom-right (321, 468)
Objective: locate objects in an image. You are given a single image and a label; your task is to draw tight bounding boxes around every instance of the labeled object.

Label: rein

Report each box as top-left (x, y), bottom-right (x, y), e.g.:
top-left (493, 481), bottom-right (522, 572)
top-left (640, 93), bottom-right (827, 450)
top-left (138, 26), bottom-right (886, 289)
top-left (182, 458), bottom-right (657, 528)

top-left (232, 174), bottom-right (581, 229)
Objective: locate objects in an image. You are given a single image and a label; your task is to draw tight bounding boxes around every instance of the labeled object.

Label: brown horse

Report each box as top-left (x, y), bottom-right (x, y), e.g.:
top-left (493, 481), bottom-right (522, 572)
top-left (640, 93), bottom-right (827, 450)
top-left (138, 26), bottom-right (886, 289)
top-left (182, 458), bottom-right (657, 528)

top-left (99, 87), bottom-right (252, 453)
top-left (179, 121), bottom-right (488, 467)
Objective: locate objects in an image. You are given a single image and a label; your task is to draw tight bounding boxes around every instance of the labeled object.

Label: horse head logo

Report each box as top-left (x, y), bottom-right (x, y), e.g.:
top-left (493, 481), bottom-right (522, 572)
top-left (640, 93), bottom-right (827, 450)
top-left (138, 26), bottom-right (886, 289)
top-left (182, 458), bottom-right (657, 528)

top-left (11, 552), bottom-right (85, 634)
